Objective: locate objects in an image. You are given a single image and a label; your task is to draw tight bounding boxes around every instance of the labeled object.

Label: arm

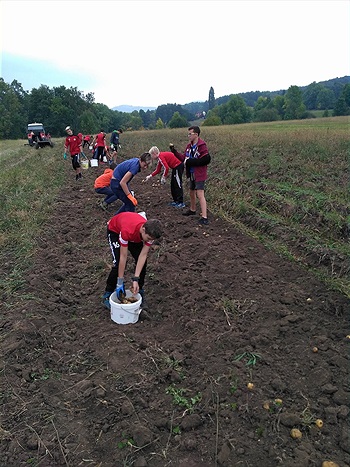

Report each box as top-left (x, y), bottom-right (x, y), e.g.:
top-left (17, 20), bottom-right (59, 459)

top-left (170, 145), bottom-right (186, 162)
top-left (185, 153), bottom-right (211, 167)
top-left (131, 244), bottom-right (150, 294)
top-left (119, 171), bottom-right (133, 196)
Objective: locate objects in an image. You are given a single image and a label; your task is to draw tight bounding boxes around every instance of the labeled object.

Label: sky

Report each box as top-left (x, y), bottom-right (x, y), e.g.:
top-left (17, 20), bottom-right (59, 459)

top-left (1, 0), bottom-right (349, 109)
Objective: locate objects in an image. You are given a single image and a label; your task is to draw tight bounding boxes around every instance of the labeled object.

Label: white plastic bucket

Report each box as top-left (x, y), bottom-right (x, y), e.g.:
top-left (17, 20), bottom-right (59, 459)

top-left (81, 159), bottom-right (89, 170)
top-left (110, 290), bottom-right (142, 324)
top-left (90, 159), bottom-right (98, 167)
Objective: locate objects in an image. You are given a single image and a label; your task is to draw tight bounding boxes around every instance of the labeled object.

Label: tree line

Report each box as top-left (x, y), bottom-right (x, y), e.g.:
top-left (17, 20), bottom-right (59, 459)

top-left (0, 77), bottom-right (349, 140)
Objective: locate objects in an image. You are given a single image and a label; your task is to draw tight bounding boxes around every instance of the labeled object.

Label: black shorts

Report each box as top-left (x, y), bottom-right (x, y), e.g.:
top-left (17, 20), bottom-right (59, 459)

top-left (72, 154), bottom-right (80, 169)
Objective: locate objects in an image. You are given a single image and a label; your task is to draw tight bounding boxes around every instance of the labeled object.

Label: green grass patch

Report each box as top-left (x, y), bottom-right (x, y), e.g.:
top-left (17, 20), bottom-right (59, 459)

top-left (0, 139), bottom-right (66, 298)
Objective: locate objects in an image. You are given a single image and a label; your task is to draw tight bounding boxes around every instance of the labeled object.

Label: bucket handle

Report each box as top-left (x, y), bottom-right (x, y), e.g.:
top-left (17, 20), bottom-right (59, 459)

top-left (119, 305), bottom-right (141, 315)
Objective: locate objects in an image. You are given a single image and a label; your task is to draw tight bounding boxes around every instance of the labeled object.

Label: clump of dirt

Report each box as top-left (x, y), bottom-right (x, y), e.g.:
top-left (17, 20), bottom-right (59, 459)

top-left (1, 160), bottom-right (349, 467)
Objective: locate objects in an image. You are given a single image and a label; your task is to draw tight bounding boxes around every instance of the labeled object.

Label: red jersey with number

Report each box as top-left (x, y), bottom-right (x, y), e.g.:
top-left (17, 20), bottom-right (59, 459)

top-left (65, 135), bottom-right (81, 156)
top-left (107, 212), bottom-right (153, 247)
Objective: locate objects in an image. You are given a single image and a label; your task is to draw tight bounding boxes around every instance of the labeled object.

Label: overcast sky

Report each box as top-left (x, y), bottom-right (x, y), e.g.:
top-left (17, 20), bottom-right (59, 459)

top-left (1, 0), bottom-right (349, 109)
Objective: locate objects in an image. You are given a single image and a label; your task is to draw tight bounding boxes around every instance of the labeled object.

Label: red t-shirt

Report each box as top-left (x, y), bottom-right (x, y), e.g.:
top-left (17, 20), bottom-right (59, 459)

top-left (65, 135), bottom-right (81, 156)
top-left (96, 132), bottom-right (105, 147)
top-left (107, 212), bottom-right (153, 247)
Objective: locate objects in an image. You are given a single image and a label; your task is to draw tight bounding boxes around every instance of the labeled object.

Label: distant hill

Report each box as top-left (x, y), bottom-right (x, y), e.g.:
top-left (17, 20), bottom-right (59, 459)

top-left (112, 105), bottom-right (156, 113)
top-left (112, 76), bottom-right (350, 113)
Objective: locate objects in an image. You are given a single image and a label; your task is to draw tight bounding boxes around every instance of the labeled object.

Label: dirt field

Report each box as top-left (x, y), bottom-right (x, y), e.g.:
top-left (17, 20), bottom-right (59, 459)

top-left (1, 156), bottom-right (349, 467)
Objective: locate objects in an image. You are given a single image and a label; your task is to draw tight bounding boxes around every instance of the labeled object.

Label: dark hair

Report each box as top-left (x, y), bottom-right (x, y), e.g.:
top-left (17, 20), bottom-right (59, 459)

top-left (140, 152), bottom-right (152, 165)
top-left (118, 128), bottom-right (123, 133)
top-left (110, 162), bottom-right (117, 170)
top-left (188, 125), bottom-right (200, 136)
top-left (144, 219), bottom-right (163, 239)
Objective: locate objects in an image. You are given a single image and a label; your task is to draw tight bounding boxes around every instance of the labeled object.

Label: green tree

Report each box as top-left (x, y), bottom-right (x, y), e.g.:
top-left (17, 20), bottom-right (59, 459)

top-left (168, 111), bottom-right (188, 128)
top-left (80, 110), bottom-right (99, 134)
top-left (316, 87), bottom-right (335, 110)
top-left (126, 111), bottom-right (143, 130)
top-left (208, 86), bottom-right (215, 110)
top-left (272, 95), bottom-right (285, 119)
top-left (283, 85), bottom-right (306, 120)
top-left (333, 83), bottom-right (350, 115)
top-left (202, 110), bottom-right (222, 126)
top-left (155, 118), bottom-right (165, 129)
top-left (217, 95), bottom-right (252, 124)
top-left (0, 78), bottom-right (22, 138)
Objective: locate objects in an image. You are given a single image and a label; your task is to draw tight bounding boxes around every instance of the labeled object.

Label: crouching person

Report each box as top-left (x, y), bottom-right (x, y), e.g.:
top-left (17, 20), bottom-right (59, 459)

top-left (102, 212), bottom-right (163, 315)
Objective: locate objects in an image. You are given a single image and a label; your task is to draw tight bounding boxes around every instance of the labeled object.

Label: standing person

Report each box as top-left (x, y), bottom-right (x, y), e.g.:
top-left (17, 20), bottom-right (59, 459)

top-left (110, 128), bottom-right (123, 164)
top-left (94, 162), bottom-right (118, 210)
top-left (64, 126), bottom-right (83, 181)
top-left (92, 130), bottom-right (106, 163)
top-left (110, 152), bottom-right (152, 214)
top-left (144, 146), bottom-right (185, 208)
top-left (170, 126), bottom-right (211, 225)
top-left (102, 212), bottom-right (163, 312)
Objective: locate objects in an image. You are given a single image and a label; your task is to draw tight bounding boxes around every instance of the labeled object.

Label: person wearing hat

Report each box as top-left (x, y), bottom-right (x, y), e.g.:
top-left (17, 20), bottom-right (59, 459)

top-left (64, 126), bottom-right (83, 181)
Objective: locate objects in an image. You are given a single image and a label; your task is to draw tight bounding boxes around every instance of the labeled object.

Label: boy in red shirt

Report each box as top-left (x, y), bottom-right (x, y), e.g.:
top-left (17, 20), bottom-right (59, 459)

top-left (144, 146), bottom-right (185, 208)
top-left (92, 130), bottom-right (106, 163)
top-left (64, 126), bottom-right (83, 181)
top-left (102, 212), bottom-right (163, 312)
top-left (94, 162), bottom-right (117, 210)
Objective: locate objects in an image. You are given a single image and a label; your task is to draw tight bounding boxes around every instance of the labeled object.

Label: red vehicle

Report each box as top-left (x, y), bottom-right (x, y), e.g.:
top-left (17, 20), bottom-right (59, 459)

top-left (27, 122), bottom-right (54, 149)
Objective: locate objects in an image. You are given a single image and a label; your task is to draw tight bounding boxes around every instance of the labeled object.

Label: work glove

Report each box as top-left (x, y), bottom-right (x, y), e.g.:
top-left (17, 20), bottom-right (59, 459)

top-left (110, 144), bottom-right (114, 150)
top-left (118, 144), bottom-right (122, 149)
top-left (116, 278), bottom-right (126, 300)
top-left (127, 193), bottom-right (138, 206)
top-left (169, 143), bottom-right (175, 153)
top-left (145, 175), bottom-right (152, 182)
top-left (63, 153), bottom-right (67, 160)
top-left (161, 175), bottom-right (166, 185)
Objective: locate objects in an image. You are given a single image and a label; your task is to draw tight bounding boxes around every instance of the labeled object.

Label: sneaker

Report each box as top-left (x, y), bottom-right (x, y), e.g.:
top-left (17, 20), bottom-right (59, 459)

top-left (182, 209), bottom-right (196, 216)
top-left (100, 201), bottom-right (108, 211)
top-left (175, 203), bottom-right (186, 208)
top-left (102, 292), bottom-right (112, 310)
top-left (168, 201), bottom-right (178, 206)
top-left (79, 172), bottom-right (82, 179)
top-left (75, 174), bottom-right (79, 181)
top-left (198, 217), bottom-right (209, 225)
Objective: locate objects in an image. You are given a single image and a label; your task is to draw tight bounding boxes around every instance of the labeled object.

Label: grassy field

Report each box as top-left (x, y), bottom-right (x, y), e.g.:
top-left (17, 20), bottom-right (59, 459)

top-left (1, 116), bottom-right (349, 298)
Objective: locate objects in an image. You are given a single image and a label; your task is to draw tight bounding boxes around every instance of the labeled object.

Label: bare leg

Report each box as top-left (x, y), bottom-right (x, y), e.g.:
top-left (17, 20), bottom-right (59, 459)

top-left (196, 189), bottom-right (207, 218)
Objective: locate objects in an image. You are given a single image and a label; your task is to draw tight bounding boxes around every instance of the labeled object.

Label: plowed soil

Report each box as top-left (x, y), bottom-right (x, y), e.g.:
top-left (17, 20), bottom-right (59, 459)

top-left (1, 157), bottom-right (349, 467)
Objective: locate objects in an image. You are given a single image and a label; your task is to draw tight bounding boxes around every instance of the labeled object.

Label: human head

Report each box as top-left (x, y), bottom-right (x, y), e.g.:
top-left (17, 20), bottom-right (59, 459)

top-left (65, 126), bottom-right (73, 136)
top-left (118, 128), bottom-right (123, 134)
top-left (140, 152), bottom-right (152, 170)
top-left (110, 162), bottom-right (117, 170)
top-left (143, 219), bottom-right (163, 240)
top-left (188, 126), bottom-right (200, 136)
top-left (148, 146), bottom-right (160, 160)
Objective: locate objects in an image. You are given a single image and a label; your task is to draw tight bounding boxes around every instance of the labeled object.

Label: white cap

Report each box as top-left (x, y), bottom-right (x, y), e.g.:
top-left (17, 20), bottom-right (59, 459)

top-left (65, 126), bottom-right (71, 131)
